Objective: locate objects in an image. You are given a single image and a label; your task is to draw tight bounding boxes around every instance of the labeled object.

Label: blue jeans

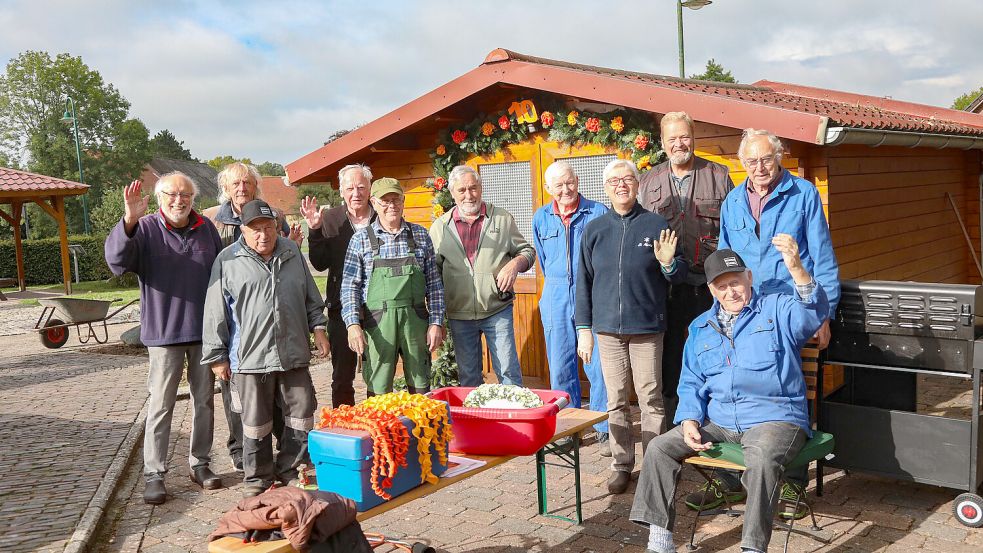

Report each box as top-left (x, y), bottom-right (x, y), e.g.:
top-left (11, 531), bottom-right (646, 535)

top-left (543, 323), bottom-right (607, 433)
top-left (448, 305), bottom-right (523, 387)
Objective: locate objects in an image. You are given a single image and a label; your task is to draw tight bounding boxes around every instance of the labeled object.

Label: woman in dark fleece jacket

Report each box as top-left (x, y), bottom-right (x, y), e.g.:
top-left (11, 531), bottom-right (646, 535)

top-left (575, 158), bottom-right (687, 494)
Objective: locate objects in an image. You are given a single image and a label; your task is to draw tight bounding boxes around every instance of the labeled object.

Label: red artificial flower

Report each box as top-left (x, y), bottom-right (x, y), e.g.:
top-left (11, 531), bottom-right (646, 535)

top-left (585, 117), bottom-right (601, 133)
top-left (540, 111), bottom-right (555, 128)
top-left (451, 130), bottom-right (467, 145)
top-left (434, 177), bottom-right (446, 191)
top-left (498, 115), bottom-right (511, 130)
top-left (634, 133), bottom-right (650, 151)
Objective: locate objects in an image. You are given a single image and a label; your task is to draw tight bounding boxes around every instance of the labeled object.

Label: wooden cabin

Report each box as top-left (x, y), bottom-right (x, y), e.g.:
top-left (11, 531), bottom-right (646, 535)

top-left (287, 48), bottom-right (983, 388)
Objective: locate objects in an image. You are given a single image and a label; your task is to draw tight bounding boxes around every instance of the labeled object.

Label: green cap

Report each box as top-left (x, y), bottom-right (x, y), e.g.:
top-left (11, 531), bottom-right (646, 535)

top-left (371, 177), bottom-right (403, 199)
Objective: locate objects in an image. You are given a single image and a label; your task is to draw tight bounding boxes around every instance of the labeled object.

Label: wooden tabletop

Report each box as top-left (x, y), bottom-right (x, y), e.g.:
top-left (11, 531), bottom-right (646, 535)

top-left (209, 407), bottom-right (608, 553)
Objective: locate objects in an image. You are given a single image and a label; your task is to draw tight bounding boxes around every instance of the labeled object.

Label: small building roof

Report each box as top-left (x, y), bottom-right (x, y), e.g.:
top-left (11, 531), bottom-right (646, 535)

top-left (146, 158), bottom-right (220, 200)
top-left (966, 91), bottom-right (983, 114)
top-left (258, 176), bottom-right (299, 216)
top-left (0, 166), bottom-right (89, 200)
top-left (287, 48), bottom-right (983, 184)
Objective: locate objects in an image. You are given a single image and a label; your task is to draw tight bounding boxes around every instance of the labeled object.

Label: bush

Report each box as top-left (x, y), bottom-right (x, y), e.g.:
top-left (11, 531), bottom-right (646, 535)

top-left (0, 234), bottom-right (113, 285)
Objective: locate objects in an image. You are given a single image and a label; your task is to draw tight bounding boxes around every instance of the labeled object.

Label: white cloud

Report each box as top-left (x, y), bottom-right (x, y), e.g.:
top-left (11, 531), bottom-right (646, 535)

top-left (1, 0), bottom-right (980, 164)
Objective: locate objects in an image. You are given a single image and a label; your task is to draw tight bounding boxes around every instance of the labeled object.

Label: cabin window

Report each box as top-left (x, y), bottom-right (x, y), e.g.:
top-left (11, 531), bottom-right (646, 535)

top-left (561, 154), bottom-right (617, 207)
top-left (478, 161), bottom-right (536, 273)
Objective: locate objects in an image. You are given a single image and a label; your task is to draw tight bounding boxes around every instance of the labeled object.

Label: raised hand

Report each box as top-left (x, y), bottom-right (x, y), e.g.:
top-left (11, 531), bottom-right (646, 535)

top-left (771, 233), bottom-right (810, 285)
top-left (300, 196), bottom-right (322, 230)
top-left (288, 223), bottom-right (303, 247)
top-left (654, 228), bottom-right (678, 266)
top-left (122, 180), bottom-right (150, 232)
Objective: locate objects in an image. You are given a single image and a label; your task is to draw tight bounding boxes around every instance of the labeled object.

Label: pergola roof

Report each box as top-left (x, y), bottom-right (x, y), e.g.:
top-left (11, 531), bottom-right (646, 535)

top-left (0, 166), bottom-right (89, 200)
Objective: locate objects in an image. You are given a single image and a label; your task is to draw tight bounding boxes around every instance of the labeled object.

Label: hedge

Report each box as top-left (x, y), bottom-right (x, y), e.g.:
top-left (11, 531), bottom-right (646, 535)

top-left (0, 234), bottom-right (114, 285)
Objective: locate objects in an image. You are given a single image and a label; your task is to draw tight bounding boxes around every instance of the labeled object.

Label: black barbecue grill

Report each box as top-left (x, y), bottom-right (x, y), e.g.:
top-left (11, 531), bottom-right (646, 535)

top-left (823, 279), bottom-right (983, 527)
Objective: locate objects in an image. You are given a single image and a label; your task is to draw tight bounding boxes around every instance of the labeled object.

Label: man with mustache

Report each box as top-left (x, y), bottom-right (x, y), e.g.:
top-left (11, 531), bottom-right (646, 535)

top-left (429, 165), bottom-right (535, 388)
top-left (105, 172), bottom-right (225, 504)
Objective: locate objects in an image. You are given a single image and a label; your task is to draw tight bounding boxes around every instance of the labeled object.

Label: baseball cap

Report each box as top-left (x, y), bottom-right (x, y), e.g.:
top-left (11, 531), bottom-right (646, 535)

top-left (703, 249), bottom-right (748, 284)
top-left (239, 199), bottom-right (276, 226)
top-left (371, 177), bottom-right (404, 199)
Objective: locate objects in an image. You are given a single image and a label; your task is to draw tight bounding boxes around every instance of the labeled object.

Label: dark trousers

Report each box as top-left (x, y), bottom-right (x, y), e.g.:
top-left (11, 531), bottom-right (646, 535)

top-left (230, 369), bottom-right (317, 486)
top-left (630, 421), bottom-right (806, 552)
top-left (221, 379), bottom-right (284, 460)
top-left (328, 308), bottom-right (359, 407)
top-left (663, 283), bottom-right (714, 426)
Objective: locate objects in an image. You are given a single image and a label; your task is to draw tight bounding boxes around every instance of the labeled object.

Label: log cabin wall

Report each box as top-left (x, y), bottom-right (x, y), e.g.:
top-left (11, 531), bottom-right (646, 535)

top-left (820, 145), bottom-right (982, 284)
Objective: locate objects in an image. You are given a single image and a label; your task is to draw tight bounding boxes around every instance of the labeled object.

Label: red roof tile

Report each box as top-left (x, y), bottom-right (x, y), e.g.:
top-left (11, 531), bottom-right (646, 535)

top-left (0, 166), bottom-right (89, 193)
top-left (258, 176), bottom-right (299, 216)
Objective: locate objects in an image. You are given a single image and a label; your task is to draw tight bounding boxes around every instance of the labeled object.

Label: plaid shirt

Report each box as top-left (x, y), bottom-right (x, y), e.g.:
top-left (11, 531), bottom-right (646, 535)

top-left (341, 219), bottom-right (445, 328)
top-left (452, 203), bottom-right (487, 265)
top-left (716, 279), bottom-right (817, 338)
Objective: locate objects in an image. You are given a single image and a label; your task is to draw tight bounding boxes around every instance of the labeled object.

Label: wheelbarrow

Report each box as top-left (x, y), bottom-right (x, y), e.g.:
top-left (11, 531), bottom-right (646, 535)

top-left (34, 297), bottom-right (138, 349)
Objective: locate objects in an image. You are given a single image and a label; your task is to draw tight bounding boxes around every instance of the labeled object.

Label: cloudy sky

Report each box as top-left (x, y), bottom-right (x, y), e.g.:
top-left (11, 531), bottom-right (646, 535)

top-left (2, 0), bottom-right (980, 166)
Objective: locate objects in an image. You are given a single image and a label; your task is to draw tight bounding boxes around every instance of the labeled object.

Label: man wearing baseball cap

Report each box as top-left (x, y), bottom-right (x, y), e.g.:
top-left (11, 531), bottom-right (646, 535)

top-left (629, 234), bottom-right (827, 553)
top-left (341, 178), bottom-right (446, 395)
top-left (202, 199), bottom-right (329, 497)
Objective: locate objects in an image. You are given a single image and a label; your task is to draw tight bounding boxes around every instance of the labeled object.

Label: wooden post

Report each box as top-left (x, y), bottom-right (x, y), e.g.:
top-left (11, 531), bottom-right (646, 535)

top-left (12, 201), bottom-right (25, 291)
top-left (53, 196), bottom-right (72, 295)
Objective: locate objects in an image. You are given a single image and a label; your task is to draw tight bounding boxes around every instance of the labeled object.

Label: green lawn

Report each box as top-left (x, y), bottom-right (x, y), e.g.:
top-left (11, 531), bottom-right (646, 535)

top-left (5, 275), bottom-right (329, 306)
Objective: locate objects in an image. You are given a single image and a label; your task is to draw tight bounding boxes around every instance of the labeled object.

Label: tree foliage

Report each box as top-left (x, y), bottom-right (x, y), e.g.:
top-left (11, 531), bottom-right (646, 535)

top-left (149, 129), bottom-right (194, 161)
top-left (257, 161), bottom-right (285, 176)
top-left (296, 183), bottom-right (341, 208)
top-left (952, 86), bottom-right (983, 111)
top-left (206, 155), bottom-right (253, 171)
top-left (0, 51), bottom-right (151, 236)
top-left (690, 59), bottom-right (737, 83)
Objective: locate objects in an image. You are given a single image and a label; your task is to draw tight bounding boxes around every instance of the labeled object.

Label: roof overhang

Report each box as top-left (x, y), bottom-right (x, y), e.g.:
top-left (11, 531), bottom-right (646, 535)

top-left (286, 58), bottom-right (829, 184)
top-left (824, 127), bottom-right (983, 150)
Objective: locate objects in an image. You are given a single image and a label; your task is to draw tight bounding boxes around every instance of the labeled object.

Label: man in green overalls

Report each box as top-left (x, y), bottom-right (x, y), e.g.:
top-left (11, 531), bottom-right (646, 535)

top-left (340, 178), bottom-right (446, 394)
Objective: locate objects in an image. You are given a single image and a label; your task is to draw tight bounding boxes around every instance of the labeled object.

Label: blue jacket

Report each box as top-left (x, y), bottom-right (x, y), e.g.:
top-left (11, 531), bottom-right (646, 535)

top-left (533, 196), bottom-right (607, 328)
top-left (575, 203), bottom-right (687, 334)
top-left (675, 285), bottom-right (828, 436)
top-left (719, 170), bottom-right (839, 319)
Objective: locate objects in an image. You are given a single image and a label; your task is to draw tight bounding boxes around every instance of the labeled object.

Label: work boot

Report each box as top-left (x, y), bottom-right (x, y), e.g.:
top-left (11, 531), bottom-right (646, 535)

top-left (607, 470), bottom-right (631, 494)
top-left (143, 478), bottom-right (167, 505)
top-left (407, 386), bottom-right (430, 395)
top-left (190, 466), bottom-right (223, 490)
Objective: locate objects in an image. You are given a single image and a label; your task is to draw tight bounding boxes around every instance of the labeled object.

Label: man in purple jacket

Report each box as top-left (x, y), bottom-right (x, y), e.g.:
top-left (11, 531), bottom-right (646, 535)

top-left (105, 172), bottom-right (225, 505)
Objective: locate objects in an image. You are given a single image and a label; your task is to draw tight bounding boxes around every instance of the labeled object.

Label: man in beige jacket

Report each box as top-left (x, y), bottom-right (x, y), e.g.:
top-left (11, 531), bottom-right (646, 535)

top-left (429, 165), bottom-right (536, 387)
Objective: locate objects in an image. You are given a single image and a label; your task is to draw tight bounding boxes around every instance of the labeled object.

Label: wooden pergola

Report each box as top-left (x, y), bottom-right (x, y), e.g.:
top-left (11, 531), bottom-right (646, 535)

top-left (0, 167), bottom-right (89, 294)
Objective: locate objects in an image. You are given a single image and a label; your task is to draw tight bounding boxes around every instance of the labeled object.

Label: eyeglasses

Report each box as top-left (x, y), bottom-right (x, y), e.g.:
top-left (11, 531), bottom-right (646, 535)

top-left (160, 191), bottom-right (193, 200)
top-left (374, 196), bottom-right (404, 207)
top-left (742, 155), bottom-right (778, 170)
top-left (604, 176), bottom-right (638, 187)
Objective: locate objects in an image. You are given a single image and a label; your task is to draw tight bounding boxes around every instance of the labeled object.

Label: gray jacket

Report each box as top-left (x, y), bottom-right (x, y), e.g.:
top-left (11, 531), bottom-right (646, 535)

top-left (202, 236), bottom-right (326, 373)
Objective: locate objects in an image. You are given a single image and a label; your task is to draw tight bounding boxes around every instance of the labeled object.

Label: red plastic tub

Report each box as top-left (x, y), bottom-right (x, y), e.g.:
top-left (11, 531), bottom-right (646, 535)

top-left (428, 387), bottom-right (570, 456)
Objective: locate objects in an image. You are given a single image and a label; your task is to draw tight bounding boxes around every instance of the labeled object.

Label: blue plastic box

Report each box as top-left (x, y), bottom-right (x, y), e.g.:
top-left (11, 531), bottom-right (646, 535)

top-left (308, 417), bottom-right (449, 511)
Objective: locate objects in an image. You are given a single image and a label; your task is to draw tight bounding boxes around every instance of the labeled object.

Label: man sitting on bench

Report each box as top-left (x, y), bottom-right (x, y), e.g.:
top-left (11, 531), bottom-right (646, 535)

top-left (629, 235), bottom-right (827, 553)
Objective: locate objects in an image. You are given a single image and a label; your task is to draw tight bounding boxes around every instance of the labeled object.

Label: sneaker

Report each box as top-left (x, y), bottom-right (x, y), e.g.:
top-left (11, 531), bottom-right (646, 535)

top-left (231, 453), bottom-right (243, 474)
top-left (778, 482), bottom-right (808, 520)
top-left (684, 478), bottom-right (746, 511)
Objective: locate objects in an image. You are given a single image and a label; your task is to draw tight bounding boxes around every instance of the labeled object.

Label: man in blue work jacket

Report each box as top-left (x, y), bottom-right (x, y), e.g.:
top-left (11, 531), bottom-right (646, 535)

top-left (533, 160), bottom-right (609, 450)
top-left (629, 239), bottom-right (827, 553)
top-left (711, 128), bottom-right (840, 519)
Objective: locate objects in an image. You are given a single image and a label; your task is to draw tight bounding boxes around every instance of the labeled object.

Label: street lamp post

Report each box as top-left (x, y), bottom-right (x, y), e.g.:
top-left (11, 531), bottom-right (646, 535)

top-left (61, 96), bottom-right (90, 234)
top-left (677, 0), bottom-right (713, 79)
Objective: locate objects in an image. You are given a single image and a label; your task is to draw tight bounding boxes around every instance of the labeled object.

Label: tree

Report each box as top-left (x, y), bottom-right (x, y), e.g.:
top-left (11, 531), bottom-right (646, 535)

top-left (206, 155), bottom-right (253, 171)
top-left (149, 129), bottom-right (194, 161)
top-left (690, 59), bottom-right (737, 83)
top-left (0, 51), bottom-right (151, 236)
top-left (296, 183), bottom-right (341, 208)
top-left (257, 161), bottom-right (285, 176)
top-left (952, 86), bottom-right (983, 111)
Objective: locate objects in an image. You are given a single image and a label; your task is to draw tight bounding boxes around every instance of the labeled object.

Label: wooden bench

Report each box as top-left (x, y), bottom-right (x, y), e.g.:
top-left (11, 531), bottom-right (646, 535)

top-left (0, 277), bottom-right (16, 301)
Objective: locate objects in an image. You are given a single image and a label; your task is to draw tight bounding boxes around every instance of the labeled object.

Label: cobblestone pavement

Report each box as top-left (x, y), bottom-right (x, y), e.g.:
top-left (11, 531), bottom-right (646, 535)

top-left (0, 327), bottom-right (148, 553)
top-left (90, 363), bottom-right (983, 553)
top-left (0, 300), bottom-right (139, 337)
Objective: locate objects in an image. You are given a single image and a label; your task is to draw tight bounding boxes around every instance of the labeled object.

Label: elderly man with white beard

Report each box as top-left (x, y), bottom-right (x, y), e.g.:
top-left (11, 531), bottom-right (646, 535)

top-left (105, 172), bottom-right (225, 504)
top-left (429, 165), bottom-right (536, 388)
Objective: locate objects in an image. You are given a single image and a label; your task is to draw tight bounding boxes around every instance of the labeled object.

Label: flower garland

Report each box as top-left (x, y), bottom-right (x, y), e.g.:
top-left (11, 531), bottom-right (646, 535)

top-left (423, 102), bottom-right (664, 218)
top-left (361, 392), bottom-right (453, 485)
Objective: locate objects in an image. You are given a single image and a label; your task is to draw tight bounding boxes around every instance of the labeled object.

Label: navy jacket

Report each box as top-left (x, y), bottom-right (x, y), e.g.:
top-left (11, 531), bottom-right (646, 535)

top-left (105, 211), bottom-right (223, 346)
top-left (575, 203), bottom-right (687, 335)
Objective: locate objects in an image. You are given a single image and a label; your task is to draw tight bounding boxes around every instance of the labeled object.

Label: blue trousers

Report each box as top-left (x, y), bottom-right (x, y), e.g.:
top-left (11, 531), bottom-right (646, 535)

top-left (448, 305), bottom-right (523, 387)
top-left (542, 305), bottom-right (608, 433)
